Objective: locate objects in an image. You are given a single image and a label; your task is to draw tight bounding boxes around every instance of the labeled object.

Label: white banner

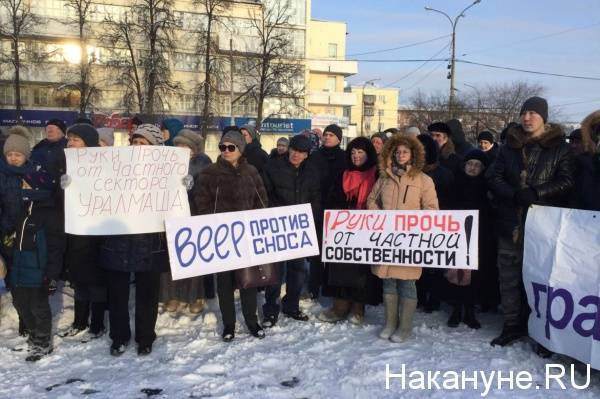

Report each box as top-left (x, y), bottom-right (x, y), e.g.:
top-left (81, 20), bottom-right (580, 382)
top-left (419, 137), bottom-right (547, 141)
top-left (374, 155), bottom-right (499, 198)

top-left (321, 209), bottom-right (479, 269)
top-left (165, 204), bottom-right (319, 280)
top-left (524, 206), bottom-right (600, 370)
top-left (64, 146), bottom-right (190, 235)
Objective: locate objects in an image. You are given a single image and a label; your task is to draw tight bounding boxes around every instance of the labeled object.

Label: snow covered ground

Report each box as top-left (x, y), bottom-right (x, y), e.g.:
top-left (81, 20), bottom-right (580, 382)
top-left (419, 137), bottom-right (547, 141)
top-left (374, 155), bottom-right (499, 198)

top-left (1, 284), bottom-right (598, 399)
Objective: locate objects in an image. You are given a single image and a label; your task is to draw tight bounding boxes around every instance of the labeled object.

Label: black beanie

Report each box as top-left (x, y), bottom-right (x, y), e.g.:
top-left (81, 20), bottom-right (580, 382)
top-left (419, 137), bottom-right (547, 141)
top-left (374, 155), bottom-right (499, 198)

top-left (477, 131), bottom-right (495, 144)
top-left (520, 96), bottom-right (548, 123)
top-left (67, 123), bottom-right (99, 147)
top-left (289, 135), bottom-right (311, 153)
top-left (47, 118), bottom-right (66, 134)
top-left (464, 149), bottom-right (489, 169)
top-left (324, 124), bottom-right (343, 142)
top-left (427, 122), bottom-right (452, 136)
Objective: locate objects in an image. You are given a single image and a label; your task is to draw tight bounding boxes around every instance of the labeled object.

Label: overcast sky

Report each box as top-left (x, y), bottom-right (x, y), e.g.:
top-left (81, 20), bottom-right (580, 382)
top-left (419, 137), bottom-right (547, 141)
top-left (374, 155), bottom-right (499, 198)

top-left (311, 0), bottom-right (600, 122)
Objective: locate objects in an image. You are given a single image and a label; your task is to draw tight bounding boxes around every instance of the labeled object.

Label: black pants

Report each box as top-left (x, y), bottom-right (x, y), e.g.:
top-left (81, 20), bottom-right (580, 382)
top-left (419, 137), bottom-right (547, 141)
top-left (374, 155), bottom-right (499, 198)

top-left (74, 284), bottom-right (107, 332)
top-left (106, 270), bottom-right (160, 347)
top-left (12, 287), bottom-right (52, 347)
top-left (497, 236), bottom-right (530, 328)
top-left (216, 270), bottom-right (258, 328)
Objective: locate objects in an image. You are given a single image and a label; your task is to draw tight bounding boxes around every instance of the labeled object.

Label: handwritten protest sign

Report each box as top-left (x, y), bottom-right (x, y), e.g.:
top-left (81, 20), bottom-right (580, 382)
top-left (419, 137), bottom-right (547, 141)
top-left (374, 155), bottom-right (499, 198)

top-left (524, 206), bottom-right (600, 370)
top-left (64, 146), bottom-right (190, 235)
top-left (165, 204), bottom-right (319, 280)
top-left (321, 209), bottom-right (478, 269)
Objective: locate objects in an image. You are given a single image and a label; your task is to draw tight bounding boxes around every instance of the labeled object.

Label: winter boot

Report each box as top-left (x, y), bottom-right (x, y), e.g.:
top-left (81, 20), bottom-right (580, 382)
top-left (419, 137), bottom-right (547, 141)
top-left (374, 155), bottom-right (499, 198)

top-left (390, 298), bottom-right (417, 343)
top-left (188, 299), bottom-right (205, 314)
top-left (379, 294), bottom-right (399, 339)
top-left (490, 324), bottom-right (527, 347)
top-left (463, 305), bottom-right (481, 329)
top-left (90, 302), bottom-right (106, 335)
top-left (447, 304), bottom-right (462, 328)
top-left (317, 298), bottom-right (350, 323)
top-left (348, 302), bottom-right (365, 326)
top-left (110, 341), bottom-right (128, 356)
top-left (248, 323), bottom-right (265, 339)
top-left (164, 299), bottom-right (179, 313)
top-left (222, 324), bottom-right (235, 342)
top-left (26, 344), bottom-right (53, 362)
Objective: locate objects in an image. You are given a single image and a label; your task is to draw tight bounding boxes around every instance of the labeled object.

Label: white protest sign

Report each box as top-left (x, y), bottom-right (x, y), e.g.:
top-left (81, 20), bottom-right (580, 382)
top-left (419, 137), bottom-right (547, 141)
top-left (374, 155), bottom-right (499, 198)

top-left (165, 204), bottom-right (319, 280)
top-left (524, 205), bottom-right (600, 370)
top-left (321, 209), bottom-right (478, 269)
top-left (64, 146), bottom-right (190, 235)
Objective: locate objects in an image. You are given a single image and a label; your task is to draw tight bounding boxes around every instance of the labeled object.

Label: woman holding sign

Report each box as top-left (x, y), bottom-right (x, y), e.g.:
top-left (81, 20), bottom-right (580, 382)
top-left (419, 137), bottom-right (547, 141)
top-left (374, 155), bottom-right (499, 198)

top-left (193, 128), bottom-right (268, 342)
top-left (367, 133), bottom-right (439, 343)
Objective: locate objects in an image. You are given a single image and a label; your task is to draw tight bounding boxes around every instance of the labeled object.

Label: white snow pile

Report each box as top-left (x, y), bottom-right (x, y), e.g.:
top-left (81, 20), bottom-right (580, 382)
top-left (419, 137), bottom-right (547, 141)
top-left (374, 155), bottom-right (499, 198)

top-left (1, 285), bottom-right (599, 399)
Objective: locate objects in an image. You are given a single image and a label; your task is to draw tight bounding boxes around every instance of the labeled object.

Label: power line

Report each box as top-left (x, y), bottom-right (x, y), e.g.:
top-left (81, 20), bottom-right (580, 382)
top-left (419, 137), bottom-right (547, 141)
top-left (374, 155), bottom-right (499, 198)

top-left (383, 42), bottom-right (451, 88)
top-left (461, 22), bottom-right (600, 57)
top-left (554, 98), bottom-right (600, 107)
top-left (347, 34), bottom-right (451, 57)
top-left (402, 61), bottom-right (446, 92)
top-left (456, 60), bottom-right (600, 81)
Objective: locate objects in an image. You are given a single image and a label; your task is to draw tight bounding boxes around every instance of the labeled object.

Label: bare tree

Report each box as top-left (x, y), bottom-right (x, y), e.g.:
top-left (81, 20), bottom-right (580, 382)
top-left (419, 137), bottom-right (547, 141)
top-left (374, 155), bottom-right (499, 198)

top-left (63, 0), bottom-right (99, 116)
top-left (192, 0), bottom-right (229, 137)
top-left (246, 0), bottom-right (304, 130)
top-left (407, 89), bottom-right (469, 130)
top-left (102, 0), bottom-right (180, 116)
top-left (0, 0), bottom-right (41, 121)
top-left (477, 81), bottom-right (544, 127)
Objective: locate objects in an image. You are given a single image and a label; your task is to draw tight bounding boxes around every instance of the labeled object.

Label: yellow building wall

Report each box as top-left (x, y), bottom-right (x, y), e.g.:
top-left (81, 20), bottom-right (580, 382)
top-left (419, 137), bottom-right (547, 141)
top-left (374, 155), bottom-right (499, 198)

top-left (350, 87), bottom-right (400, 136)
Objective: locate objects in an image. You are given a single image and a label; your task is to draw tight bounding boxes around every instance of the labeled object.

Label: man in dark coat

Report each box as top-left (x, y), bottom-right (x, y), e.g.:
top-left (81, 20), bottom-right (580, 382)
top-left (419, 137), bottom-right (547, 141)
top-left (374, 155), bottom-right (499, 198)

top-left (487, 96), bottom-right (575, 347)
top-left (30, 119), bottom-right (68, 181)
top-left (261, 135), bottom-right (321, 326)
top-left (240, 124), bottom-right (269, 174)
top-left (306, 124), bottom-right (346, 298)
top-left (447, 119), bottom-right (475, 158)
top-left (572, 111), bottom-right (600, 211)
top-left (477, 130), bottom-right (499, 164)
top-left (428, 122), bottom-right (461, 176)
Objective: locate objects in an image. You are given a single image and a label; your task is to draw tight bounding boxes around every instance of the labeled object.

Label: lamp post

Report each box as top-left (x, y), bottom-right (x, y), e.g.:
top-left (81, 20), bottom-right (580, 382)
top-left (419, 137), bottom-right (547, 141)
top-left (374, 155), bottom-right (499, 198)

top-left (464, 83), bottom-right (481, 135)
top-left (360, 78), bottom-right (380, 136)
top-left (425, 0), bottom-right (481, 118)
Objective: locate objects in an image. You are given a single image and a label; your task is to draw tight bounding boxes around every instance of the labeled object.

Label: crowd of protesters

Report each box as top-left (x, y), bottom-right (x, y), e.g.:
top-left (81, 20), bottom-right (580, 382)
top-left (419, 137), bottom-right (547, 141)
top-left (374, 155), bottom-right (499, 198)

top-left (0, 96), bottom-right (598, 362)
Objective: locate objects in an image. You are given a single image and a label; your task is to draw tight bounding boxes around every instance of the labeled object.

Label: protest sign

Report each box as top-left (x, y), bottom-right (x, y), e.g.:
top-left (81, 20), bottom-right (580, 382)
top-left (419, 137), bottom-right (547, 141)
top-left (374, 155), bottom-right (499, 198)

top-left (64, 146), bottom-right (191, 235)
top-left (524, 205), bottom-right (600, 370)
top-left (321, 209), bottom-right (478, 269)
top-left (165, 204), bottom-right (319, 280)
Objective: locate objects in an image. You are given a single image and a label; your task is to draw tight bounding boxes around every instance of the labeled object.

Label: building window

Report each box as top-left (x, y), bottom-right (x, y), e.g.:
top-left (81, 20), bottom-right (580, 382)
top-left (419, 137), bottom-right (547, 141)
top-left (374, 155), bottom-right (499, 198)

top-left (378, 95), bottom-right (386, 104)
top-left (343, 106), bottom-right (351, 119)
top-left (32, 87), bottom-right (53, 106)
top-left (378, 109), bottom-right (384, 117)
top-left (0, 85), bottom-right (14, 105)
top-left (365, 122), bottom-right (371, 132)
top-left (328, 43), bottom-right (337, 58)
top-left (325, 76), bottom-right (336, 92)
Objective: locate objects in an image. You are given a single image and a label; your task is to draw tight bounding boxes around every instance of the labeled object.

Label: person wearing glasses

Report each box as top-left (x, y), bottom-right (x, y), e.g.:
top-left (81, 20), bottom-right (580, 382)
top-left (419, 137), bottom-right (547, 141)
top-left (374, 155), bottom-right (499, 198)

top-left (193, 127), bottom-right (268, 342)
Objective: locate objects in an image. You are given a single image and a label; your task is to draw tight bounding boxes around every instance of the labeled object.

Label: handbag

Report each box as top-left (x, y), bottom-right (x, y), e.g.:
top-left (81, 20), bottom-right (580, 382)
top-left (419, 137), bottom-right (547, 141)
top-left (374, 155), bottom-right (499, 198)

top-left (235, 263), bottom-right (279, 289)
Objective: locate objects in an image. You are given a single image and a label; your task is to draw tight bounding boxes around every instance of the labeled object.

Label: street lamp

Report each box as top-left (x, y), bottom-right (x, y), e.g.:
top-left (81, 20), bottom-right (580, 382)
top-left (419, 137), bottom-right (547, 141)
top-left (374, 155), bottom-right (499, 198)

top-left (464, 83), bottom-right (481, 134)
top-left (360, 78), bottom-right (380, 136)
top-left (425, 0), bottom-right (481, 118)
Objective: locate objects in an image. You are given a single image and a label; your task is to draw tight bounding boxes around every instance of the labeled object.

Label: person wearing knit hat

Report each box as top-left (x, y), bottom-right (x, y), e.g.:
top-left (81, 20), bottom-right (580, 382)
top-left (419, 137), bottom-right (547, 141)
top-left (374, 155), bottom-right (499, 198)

top-left (32, 119), bottom-right (68, 179)
top-left (4, 130), bottom-right (32, 164)
top-left (67, 123), bottom-right (99, 148)
top-left (406, 126), bottom-right (420, 136)
top-left (427, 121), bottom-right (460, 175)
top-left (323, 124), bottom-right (343, 144)
top-left (239, 124), bottom-right (268, 174)
top-left (173, 129), bottom-right (205, 156)
top-left (276, 137), bottom-right (289, 154)
top-left (46, 118), bottom-right (67, 139)
top-left (131, 124), bottom-right (165, 146)
top-left (220, 128), bottom-right (246, 154)
top-left (520, 96), bottom-right (548, 124)
top-left (477, 130), bottom-right (499, 163)
top-left (161, 118), bottom-right (184, 146)
top-left (97, 128), bottom-right (115, 147)
top-left (370, 132), bottom-right (386, 155)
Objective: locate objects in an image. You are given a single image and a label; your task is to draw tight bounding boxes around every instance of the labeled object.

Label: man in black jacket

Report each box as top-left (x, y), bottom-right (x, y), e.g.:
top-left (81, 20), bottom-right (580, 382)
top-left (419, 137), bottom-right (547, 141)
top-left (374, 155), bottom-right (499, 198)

top-left (488, 96), bottom-right (575, 347)
top-left (240, 124), bottom-right (269, 174)
top-left (261, 135), bottom-right (321, 326)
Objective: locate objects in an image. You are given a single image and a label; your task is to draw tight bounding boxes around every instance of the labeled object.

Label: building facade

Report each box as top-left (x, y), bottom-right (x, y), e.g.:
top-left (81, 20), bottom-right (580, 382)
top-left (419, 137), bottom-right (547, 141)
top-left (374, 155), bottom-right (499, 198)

top-left (349, 86), bottom-right (399, 137)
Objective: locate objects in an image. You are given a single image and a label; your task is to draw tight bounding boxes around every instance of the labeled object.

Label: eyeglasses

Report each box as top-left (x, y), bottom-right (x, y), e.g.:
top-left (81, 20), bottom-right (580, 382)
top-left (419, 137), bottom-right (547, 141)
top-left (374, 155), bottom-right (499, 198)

top-left (219, 144), bottom-right (237, 153)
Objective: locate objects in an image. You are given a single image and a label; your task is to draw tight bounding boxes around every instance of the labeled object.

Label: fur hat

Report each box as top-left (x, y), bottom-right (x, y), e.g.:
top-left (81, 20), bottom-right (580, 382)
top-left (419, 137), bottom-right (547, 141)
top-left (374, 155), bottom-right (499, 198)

top-left (132, 124), bottom-right (164, 145)
top-left (67, 123), bottom-right (99, 147)
top-left (346, 136), bottom-right (378, 171)
top-left (324, 124), bottom-right (343, 142)
top-left (289, 135), bottom-right (310, 153)
top-left (520, 96), bottom-right (548, 123)
top-left (464, 149), bottom-right (490, 169)
top-left (220, 128), bottom-right (246, 153)
top-left (46, 118), bottom-right (66, 134)
top-left (173, 129), bottom-right (205, 155)
top-left (427, 122), bottom-right (452, 136)
top-left (4, 126), bottom-right (32, 159)
top-left (380, 133), bottom-right (426, 177)
top-left (477, 131), bottom-right (495, 144)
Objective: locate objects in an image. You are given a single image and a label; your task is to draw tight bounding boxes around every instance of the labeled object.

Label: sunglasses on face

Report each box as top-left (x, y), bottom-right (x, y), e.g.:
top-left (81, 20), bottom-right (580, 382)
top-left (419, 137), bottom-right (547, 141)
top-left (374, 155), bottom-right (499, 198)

top-left (219, 144), bottom-right (237, 153)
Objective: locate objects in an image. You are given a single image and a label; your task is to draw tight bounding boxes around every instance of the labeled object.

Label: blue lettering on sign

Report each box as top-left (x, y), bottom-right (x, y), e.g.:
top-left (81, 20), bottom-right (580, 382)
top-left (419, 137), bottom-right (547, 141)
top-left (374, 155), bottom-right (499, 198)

top-left (174, 221), bottom-right (245, 267)
top-left (531, 282), bottom-right (600, 340)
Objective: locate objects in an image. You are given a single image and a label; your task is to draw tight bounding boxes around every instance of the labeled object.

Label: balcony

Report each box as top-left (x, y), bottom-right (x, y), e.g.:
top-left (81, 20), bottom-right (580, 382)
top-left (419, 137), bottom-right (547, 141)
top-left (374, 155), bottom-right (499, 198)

top-left (308, 59), bottom-right (358, 76)
top-left (307, 91), bottom-right (357, 107)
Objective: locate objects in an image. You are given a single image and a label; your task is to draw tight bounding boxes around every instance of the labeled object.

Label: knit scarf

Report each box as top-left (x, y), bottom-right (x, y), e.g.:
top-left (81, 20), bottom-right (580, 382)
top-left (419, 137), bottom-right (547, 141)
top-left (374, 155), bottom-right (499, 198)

top-left (342, 166), bottom-right (377, 209)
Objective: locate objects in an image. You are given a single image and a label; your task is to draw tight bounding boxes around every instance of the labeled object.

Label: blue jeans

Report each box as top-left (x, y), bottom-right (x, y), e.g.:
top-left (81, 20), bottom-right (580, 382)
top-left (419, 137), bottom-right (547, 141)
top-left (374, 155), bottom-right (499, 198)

top-left (263, 258), bottom-right (306, 317)
top-left (383, 278), bottom-right (417, 299)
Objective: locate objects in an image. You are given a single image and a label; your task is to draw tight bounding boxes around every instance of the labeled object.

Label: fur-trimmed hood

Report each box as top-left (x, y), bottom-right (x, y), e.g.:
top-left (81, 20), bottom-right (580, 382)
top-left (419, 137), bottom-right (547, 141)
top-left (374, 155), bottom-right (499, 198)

top-left (506, 123), bottom-right (565, 150)
top-left (379, 133), bottom-right (425, 178)
top-left (581, 110), bottom-right (600, 154)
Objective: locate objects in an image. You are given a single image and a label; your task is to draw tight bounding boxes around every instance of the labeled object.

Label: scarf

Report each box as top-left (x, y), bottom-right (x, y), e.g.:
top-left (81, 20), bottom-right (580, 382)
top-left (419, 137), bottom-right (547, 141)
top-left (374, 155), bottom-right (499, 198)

top-left (342, 166), bottom-right (377, 209)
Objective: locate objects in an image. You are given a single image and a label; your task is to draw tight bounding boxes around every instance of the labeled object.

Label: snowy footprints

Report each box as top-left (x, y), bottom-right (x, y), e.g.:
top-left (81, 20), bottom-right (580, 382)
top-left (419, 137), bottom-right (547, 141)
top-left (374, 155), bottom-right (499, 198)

top-left (44, 380), bottom-right (162, 397)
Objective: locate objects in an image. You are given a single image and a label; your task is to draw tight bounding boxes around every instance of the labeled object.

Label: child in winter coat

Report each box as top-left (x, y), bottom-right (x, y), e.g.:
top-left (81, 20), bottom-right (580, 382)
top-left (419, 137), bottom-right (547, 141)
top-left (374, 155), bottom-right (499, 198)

top-left (0, 127), bottom-right (63, 361)
top-left (367, 133), bottom-right (439, 343)
top-left (446, 149), bottom-right (491, 329)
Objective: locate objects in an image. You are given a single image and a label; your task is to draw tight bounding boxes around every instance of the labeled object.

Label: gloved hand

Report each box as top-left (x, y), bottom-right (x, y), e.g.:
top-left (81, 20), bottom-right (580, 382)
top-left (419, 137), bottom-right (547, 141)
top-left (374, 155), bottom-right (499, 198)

top-left (514, 187), bottom-right (538, 207)
top-left (60, 174), bottom-right (72, 189)
top-left (182, 174), bottom-right (194, 191)
top-left (47, 279), bottom-right (57, 296)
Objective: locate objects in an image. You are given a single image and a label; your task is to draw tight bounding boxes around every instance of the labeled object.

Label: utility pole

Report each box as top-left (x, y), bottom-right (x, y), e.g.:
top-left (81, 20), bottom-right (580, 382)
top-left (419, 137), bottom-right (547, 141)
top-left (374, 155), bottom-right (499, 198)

top-left (425, 0), bottom-right (481, 118)
top-left (229, 37), bottom-right (235, 126)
